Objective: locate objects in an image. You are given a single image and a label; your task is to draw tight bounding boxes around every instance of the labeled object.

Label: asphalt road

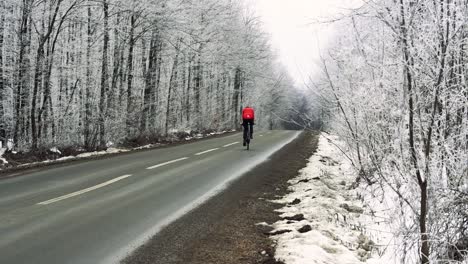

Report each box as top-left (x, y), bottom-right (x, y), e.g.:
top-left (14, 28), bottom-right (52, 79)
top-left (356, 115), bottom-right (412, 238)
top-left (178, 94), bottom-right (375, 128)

top-left (0, 130), bottom-right (300, 264)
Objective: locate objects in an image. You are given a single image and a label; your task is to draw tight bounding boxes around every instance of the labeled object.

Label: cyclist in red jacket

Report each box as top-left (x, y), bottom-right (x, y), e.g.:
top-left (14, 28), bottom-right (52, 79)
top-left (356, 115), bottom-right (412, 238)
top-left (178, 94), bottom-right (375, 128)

top-left (242, 106), bottom-right (255, 146)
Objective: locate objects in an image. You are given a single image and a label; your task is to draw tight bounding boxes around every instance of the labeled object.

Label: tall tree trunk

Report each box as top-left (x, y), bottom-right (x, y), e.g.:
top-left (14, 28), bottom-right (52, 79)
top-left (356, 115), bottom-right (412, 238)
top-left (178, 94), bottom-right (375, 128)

top-left (31, 0), bottom-right (63, 149)
top-left (232, 66), bottom-right (242, 130)
top-left (220, 72), bottom-right (226, 128)
top-left (399, 1), bottom-right (429, 263)
top-left (84, 3), bottom-right (92, 149)
top-left (214, 75), bottom-right (220, 129)
top-left (99, 0), bottom-right (109, 148)
top-left (39, 19), bottom-right (64, 145)
top-left (180, 54), bottom-right (187, 125)
top-left (152, 40), bottom-right (162, 128)
top-left (30, 41), bottom-right (45, 150)
top-left (14, 0), bottom-right (32, 147)
top-left (165, 40), bottom-right (180, 135)
top-left (141, 30), bottom-right (159, 133)
top-left (118, 44), bottom-right (125, 114)
top-left (126, 13), bottom-right (135, 136)
top-left (37, 40), bottom-right (51, 142)
top-left (0, 0), bottom-right (5, 145)
top-left (148, 35), bottom-right (164, 131)
top-left (109, 13), bottom-right (121, 120)
top-left (185, 58), bottom-right (193, 123)
top-left (193, 45), bottom-right (203, 130)
top-left (141, 36), bottom-right (147, 103)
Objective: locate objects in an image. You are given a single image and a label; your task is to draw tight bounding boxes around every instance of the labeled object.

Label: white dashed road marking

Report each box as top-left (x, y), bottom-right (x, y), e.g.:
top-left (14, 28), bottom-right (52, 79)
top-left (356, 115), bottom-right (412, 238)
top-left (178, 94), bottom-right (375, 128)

top-left (195, 148), bottom-right (219, 156)
top-left (147, 157), bottom-right (189, 170)
top-left (38, 175), bottom-right (132, 205)
top-left (223, 142), bottom-right (239, 147)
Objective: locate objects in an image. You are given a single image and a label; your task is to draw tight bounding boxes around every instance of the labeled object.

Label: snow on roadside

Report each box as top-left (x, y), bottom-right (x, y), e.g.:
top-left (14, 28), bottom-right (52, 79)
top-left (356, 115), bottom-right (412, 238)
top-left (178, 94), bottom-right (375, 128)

top-left (75, 147), bottom-right (129, 158)
top-left (270, 133), bottom-right (392, 264)
top-left (133, 143), bottom-right (163, 150)
top-left (0, 148), bottom-right (7, 164)
top-left (50, 147), bottom-right (61, 154)
top-left (13, 147), bottom-right (131, 168)
top-left (1, 130), bottom-right (232, 170)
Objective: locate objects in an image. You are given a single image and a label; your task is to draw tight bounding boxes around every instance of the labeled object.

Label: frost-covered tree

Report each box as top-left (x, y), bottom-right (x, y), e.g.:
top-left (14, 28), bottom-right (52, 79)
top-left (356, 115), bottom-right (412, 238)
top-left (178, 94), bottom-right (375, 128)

top-left (0, 0), bottom-right (297, 151)
top-left (313, 0), bottom-right (468, 262)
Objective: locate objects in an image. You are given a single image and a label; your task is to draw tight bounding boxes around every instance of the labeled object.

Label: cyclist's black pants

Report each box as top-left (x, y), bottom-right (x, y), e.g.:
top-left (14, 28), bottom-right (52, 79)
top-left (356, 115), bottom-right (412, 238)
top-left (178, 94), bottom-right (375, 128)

top-left (242, 119), bottom-right (254, 140)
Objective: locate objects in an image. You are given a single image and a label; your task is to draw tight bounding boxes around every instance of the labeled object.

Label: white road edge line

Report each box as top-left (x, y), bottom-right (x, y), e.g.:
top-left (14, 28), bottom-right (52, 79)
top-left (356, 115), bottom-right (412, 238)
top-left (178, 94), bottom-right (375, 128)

top-left (223, 142), bottom-right (239, 147)
top-left (38, 174), bottom-right (132, 205)
top-left (147, 157), bottom-right (189, 170)
top-left (195, 148), bottom-right (219, 156)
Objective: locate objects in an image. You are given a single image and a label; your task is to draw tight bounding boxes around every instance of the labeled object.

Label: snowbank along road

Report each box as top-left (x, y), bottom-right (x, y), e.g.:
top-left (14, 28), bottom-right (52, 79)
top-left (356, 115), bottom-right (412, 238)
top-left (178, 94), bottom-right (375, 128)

top-left (0, 130), bottom-right (299, 264)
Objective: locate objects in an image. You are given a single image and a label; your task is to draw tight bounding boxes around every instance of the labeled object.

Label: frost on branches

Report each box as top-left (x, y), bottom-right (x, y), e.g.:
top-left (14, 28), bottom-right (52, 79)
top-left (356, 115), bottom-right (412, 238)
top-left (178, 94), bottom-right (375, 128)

top-left (0, 0), bottom-right (298, 152)
top-left (311, 0), bottom-right (468, 262)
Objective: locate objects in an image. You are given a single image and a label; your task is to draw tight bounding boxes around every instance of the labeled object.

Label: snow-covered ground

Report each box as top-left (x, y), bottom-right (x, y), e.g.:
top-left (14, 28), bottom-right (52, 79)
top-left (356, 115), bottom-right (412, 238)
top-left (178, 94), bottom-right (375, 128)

top-left (270, 134), bottom-right (395, 264)
top-left (0, 148), bottom-right (8, 165)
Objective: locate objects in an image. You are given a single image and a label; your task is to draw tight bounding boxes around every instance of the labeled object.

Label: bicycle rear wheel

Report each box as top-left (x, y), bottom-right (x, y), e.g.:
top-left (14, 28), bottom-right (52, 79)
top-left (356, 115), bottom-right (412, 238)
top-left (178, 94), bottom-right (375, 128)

top-left (244, 125), bottom-right (251, 150)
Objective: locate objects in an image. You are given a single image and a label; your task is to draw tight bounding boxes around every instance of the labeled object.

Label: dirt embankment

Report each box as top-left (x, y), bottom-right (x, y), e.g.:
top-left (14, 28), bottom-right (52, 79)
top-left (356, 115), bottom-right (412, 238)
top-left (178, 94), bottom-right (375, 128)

top-left (123, 131), bottom-right (319, 264)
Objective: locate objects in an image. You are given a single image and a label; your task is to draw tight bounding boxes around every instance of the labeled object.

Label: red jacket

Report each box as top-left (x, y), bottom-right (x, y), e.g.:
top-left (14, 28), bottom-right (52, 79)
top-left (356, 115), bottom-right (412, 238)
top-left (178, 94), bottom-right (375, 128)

top-left (242, 107), bottom-right (255, 120)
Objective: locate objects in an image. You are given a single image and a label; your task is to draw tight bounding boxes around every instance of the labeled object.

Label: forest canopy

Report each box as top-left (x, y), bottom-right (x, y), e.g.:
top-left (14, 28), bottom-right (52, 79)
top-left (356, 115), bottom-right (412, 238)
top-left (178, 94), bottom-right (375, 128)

top-left (0, 0), bottom-right (300, 151)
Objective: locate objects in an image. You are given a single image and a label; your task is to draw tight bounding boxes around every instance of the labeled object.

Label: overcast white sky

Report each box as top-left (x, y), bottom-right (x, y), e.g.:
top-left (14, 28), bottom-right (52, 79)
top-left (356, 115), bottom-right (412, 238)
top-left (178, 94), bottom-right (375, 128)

top-left (247, 0), bottom-right (362, 87)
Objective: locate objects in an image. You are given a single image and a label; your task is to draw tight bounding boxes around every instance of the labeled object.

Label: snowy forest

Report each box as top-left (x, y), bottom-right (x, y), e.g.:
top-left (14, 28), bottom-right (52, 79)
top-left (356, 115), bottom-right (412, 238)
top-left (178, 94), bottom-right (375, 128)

top-left (0, 0), bottom-right (299, 151)
top-left (0, 0), bottom-right (467, 262)
top-left (309, 0), bottom-right (468, 263)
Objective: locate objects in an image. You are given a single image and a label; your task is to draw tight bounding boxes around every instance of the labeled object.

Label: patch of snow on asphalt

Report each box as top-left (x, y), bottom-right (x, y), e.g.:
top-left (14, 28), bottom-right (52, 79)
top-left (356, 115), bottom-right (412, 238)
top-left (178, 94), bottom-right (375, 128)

top-left (271, 134), bottom-right (392, 264)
